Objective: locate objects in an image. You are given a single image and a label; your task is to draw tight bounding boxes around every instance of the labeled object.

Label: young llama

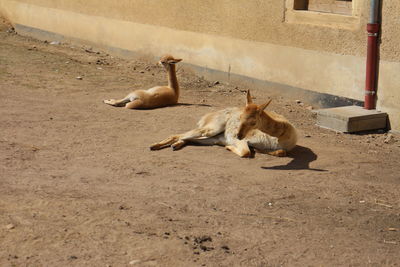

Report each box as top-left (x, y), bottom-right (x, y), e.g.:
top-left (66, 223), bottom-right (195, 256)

top-left (103, 55), bottom-right (182, 109)
top-left (237, 90), bottom-right (297, 157)
top-left (150, 90), bottom-right (297, 157)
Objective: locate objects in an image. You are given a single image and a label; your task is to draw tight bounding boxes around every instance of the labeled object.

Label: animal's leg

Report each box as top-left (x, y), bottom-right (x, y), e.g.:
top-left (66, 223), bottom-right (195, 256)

top-left (189, 134), bottom-right (226, 146)
top-left (103, 97), bottom-right (130, 107)
top-left (179, 127), bottom-right (223, 141)
top-left (150, 135), bottom-right (180, 150)
top-left (171, 134), bottom-right (225, 151)
top-left (125, 99), bottom-right (144, 109)
top-left (164, 128), bottom-right (205, 151)
top-left (226, 140), bottom-right (251, 158)
top-left (267, 149), bottom-right (287, 157)
top-left (151, 118), bottom-right (225, 151)
top-left (104, 92), bottom-right (138, 107)
top-left (150, 127), bottom-right (206, 151)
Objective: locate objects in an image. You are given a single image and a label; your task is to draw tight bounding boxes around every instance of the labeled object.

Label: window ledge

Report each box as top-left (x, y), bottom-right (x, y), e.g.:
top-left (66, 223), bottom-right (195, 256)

top-left (285, 10), bottom-right (360, 30)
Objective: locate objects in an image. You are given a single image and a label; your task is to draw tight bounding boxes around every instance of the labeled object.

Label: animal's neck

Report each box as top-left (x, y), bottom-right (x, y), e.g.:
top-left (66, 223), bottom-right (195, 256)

top-left (167, 65), bottom-right (179, 95)
top-left (258, 112), bottom-right (286, 139)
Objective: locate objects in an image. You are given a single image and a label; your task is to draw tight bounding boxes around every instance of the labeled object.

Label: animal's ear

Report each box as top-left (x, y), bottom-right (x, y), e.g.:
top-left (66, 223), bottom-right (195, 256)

top-left (169, 58), bottom-right (182, 64)
top-left (258, 99), bottom-right (272, 112)
top-left (246, 90), bottom-right (253, 105)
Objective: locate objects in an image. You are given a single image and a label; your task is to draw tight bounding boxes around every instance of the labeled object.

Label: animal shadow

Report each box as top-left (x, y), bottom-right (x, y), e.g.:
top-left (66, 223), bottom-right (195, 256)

top-left (175, 103), bottom-right (212, 107)
top-left (262, 145), bottom-right (327, 172)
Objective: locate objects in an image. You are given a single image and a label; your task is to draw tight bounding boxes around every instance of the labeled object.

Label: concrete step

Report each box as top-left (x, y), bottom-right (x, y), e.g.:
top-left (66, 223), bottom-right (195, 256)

top-left (316, 106), bottom-right (388, 133)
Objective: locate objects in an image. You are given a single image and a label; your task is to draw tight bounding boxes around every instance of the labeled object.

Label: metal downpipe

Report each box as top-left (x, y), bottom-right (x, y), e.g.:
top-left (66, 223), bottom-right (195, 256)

top-left (364, 0), bottom-right (381, 110)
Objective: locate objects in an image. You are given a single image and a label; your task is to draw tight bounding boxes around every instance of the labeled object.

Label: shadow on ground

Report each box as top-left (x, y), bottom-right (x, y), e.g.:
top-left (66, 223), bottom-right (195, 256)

top-left (262, 145), bottom-right (327, 172)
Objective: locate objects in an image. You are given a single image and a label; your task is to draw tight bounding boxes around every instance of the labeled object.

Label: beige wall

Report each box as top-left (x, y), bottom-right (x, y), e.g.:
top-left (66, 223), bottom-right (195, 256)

top-left (1, 0), bottom-right (399, 130)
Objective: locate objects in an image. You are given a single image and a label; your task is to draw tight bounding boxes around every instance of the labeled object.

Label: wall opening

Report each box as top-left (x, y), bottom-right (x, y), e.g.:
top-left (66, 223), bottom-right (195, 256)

top-left (294, 0), bottom-right (353, 16)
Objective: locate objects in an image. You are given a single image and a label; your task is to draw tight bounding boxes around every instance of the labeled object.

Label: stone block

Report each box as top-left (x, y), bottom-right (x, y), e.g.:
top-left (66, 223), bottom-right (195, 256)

top-left (316, 106), bottom-right (387, 133)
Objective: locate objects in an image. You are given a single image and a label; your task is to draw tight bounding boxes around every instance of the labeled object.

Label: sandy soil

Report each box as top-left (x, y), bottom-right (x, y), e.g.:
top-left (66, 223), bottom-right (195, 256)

top-left (1, 19), bottom-right (400, 267)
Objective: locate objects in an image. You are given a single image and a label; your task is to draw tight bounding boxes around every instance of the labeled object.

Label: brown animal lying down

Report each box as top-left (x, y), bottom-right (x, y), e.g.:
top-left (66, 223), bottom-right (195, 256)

top-left (103, 55), bottom-right (182, 109)
top-left (150, 90), bottom-right (297, 157)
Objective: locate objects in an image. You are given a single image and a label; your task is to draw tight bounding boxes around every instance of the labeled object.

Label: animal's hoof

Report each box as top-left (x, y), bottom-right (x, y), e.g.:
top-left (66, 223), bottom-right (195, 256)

top-left (103, 99), bottom-right (116, 105)
top-left (269, 149), bottom-right (287, 157)
top-left (171, 141), bottom-right (185, 151)
top-left (149, 144), bottom-right (161, 150)
top-left (171, 145), bottom-right (181, 151)
top-left (241, 152), bottom-right (251, 158)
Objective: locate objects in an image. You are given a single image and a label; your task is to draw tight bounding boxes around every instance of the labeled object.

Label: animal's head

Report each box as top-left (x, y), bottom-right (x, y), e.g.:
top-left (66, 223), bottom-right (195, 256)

top-left (159, 54), bottom-right (182, 69)
top-left (237, 90), bottom-right (272, 140)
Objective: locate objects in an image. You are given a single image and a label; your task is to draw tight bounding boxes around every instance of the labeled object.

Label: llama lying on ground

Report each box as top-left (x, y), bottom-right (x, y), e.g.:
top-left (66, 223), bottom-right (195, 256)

top-left (103, 55), bottom-right (182, 109)
top-left (237, 90), bottom-right (297, 157)
top-left (150, 90), bottom-right (297, 157)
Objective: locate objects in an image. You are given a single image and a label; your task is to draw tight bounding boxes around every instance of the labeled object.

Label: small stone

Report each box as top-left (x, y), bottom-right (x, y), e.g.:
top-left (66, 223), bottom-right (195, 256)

top-left (6, 224), bottom-right (15, 230)
top-left (50, 41), bottom-right (60, 45)
top-left (129, 260), bottom-right (141, 265)
top-left (295, 100), bottom-right (302, 104)
top-left (306, 105), bottom-right (313, 110)
top-left (384, 134), bottom-right (394, 144)
top-left (305, 135), bottom-right (311, 138)
top-left (76, 76), bottom-right (83, 80)
top-left (194, 236), bottom-right (212, 244)
top-left (68, 255), bottom-right (78, 260)
top-left (200, 245), bottom-right (214, 251)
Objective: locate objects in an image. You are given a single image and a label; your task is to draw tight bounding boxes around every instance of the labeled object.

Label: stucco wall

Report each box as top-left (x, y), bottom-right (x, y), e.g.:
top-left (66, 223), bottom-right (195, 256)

top-left (0, 0), bottom-right (399, 130)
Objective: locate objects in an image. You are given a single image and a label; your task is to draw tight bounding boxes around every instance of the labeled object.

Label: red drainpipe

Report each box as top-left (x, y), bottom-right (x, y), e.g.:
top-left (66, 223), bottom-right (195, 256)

top-left (364, 0), bottom-right (380, 110)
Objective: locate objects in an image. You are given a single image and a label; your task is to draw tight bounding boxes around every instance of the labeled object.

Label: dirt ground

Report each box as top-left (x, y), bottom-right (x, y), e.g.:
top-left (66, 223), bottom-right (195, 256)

top-left (1, 19), bottom-right (400, 267)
